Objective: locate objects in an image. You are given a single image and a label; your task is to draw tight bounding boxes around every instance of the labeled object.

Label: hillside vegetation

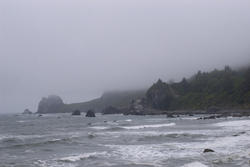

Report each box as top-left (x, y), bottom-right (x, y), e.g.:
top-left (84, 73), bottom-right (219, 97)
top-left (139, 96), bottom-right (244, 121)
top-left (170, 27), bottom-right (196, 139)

top-left (146, 66), bottom-right (250, 110)
top-left (37, 90), bottom-right (146, 113)
top-left (64, 89), bottom-right (146, 112)
top-left (37, 65), bottom-right (250, 114)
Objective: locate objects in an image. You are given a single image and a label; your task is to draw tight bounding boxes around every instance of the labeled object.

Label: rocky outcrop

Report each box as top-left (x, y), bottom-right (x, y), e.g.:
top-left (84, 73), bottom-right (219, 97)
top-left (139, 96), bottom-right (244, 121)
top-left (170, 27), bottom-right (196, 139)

top-left (198, 109), bottom-right (250, 119)
top-left (22, 109), bottom-right (32, 114)
top-left (86, 110), bottom-right (95, 117)
top-left (35, 90), bottom-right (146, 113)
top-left (124, 99), bottom-right (146, 115)
top-left (146, 79), bottom-right (175, 110)
top-left (72, 110), bottom-right (81, 115)
top-left (123, 98), bottom-right (164, 115)
top-left (129, 99), bottom-right (145, 115)
top-left (203, 149), bottom-right (215, 153)
top-left (166, 113), bottom-right (175, 118)
top-left (37, 95), bottom-right (64, 113)
top-left (102, 106), bottom-right (122, 114)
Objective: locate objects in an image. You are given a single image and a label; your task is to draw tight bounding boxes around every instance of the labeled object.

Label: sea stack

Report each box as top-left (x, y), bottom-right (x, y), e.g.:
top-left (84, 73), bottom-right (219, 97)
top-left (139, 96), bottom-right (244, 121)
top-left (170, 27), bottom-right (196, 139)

top-left (86, 110), bottom-right (95, 117)
top-left (37, 95), bottom-right (64, 113)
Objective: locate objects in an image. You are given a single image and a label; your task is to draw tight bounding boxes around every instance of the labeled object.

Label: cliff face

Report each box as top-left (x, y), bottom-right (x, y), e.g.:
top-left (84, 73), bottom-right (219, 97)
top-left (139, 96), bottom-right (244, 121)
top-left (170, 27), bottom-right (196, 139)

top-left (36, 66), bottom-right (250, 114)
top-left (63, 89), bottom-right (146, 113)
top-left (36, 90), bottom-right (146, 113)
top-left (146, 79), bottom-right (175, 110)
top-left (37, 95), bottom-right (65, 113)
top-left (144, 66), bottom-right (250, 111)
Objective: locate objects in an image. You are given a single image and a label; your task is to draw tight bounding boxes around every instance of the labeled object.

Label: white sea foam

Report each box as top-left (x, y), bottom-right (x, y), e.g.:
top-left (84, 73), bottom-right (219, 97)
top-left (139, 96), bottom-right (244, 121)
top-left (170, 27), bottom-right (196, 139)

top-left (106, 142), bottom-right (203, 163)
top-left (0, 134), bottom-right (45, 141)
top-left (0, 135), bottom-right (10, 140)
top-left (17, 120), bottom-right (30, 123)
top-left (107, 144), bottom-right (167, 166)
top-left (34, 159), bottom-right (76, 167)
top-left (105, 128), bottom-right (250, 164)
top-left (58, 152), bottom-right (107, 162)
top-left (215, 120), bottom-right (250, 128)
top-left (166, 131), bottom-right (250, 157)
top-left (90, 123), bottom-right (175, 130)
top-left (180, 117), bottom-right (198, 120)
top-left (97, 129), bottom-right (220, 137)
top-left (181, 162), bottom-right (208, 167)
top-left (90, 126), bottom-right (109, 130)
top-left (0, 131), bottom-right (82, 142)
top-left (122, 123), bottom-right (176, 130)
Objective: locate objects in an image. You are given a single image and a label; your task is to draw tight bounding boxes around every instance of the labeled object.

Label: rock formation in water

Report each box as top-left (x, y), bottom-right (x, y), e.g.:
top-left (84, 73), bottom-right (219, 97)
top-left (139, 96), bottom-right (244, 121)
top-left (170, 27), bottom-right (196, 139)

top-left (22, 109), bottom-right (32, 114)
top-left (37, 95), bottom-right (65, 113)
top-left (72, 110), bottom-right (81, 115)
top-left (203, 149), bottom-right (215, 153)
top-left (86, 110), bottom-right (96, 117)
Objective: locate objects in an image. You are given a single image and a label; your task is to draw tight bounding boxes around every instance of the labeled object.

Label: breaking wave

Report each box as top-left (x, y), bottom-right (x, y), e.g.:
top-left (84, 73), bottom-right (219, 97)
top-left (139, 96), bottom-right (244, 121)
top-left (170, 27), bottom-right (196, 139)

top-left (57, 151), bottom-right (107, 162)
top-left (122, 123), bottom-right (176, 129)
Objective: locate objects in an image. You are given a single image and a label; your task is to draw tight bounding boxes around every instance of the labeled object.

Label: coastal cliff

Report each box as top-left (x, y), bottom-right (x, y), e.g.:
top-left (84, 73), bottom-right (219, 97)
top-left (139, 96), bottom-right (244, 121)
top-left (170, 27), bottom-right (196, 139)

top-left (37, 66), bottom-right (250, 114)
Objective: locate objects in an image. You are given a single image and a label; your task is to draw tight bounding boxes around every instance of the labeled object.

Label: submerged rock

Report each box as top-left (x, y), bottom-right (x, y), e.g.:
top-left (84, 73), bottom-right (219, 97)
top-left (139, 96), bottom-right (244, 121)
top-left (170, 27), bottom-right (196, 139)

top-left (72, 110), bottom-right (81, 116)
top-left (203, 148), bottom-right (215, 153)
top-left (88, 133), bottom-right (95, 139)
top-left (233, 131), bottom-right (246, 136)
top-left (86, 110), bottom-right (95, 117)
top-left (22, 109), bottom-right (32, 114)
top-left (197, 115), bottom-right (222, 120)
top-left (166, 113), bottom-right (175, 118)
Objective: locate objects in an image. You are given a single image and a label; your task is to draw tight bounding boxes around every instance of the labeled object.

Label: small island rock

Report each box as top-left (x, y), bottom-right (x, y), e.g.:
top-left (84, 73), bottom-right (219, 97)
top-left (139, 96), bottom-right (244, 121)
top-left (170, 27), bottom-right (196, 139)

top-left (203, 149), bottom-right (215, 153)
top-left (166, 113), bottom-right (175, 118)
top-left (37, 95), bottom-right (64, 113)
top-left (86, 110), bottom-right (95, 117)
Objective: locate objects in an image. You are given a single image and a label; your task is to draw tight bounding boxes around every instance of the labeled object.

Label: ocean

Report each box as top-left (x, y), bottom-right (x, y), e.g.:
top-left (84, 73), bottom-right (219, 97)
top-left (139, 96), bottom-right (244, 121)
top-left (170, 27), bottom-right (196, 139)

top-left (0, 113), bottom-right (250, 167)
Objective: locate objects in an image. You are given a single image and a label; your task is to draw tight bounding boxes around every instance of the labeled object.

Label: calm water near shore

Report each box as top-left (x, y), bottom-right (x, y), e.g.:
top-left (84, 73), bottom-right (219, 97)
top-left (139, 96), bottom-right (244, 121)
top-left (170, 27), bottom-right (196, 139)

top-left (0, 113), bottom-right (250, 167)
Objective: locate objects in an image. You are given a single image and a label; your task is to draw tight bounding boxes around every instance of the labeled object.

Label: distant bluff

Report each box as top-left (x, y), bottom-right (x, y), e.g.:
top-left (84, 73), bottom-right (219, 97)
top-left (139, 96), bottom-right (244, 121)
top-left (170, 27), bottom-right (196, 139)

top-left (37, 95), bottom-right (65, 113)
top-left (36, 90), bottom-right (146, 113)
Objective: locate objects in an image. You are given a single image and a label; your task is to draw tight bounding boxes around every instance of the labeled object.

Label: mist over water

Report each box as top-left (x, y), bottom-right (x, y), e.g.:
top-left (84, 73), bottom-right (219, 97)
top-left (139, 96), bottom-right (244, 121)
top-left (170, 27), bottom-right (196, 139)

top-left (1, 1), bottom-right (250, 167)
top-left (0, 0), bottom-right (250, 113)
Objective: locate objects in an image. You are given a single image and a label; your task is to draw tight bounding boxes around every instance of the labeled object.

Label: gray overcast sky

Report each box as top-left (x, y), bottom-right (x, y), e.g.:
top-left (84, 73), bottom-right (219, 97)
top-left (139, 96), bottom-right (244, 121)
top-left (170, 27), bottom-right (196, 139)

top-left (0, 0), bottom-right (250, 113)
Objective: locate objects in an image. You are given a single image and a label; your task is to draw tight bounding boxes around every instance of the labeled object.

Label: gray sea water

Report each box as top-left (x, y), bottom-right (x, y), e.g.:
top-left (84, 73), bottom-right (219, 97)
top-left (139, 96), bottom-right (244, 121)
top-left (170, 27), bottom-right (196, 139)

top-left (0, 113), bottom-right (250, 167)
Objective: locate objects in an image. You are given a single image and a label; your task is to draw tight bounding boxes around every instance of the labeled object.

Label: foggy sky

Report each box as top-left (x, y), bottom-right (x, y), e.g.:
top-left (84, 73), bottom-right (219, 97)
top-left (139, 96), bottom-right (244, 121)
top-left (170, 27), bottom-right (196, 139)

top-left (1, 0), bottom-right (250, 113)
